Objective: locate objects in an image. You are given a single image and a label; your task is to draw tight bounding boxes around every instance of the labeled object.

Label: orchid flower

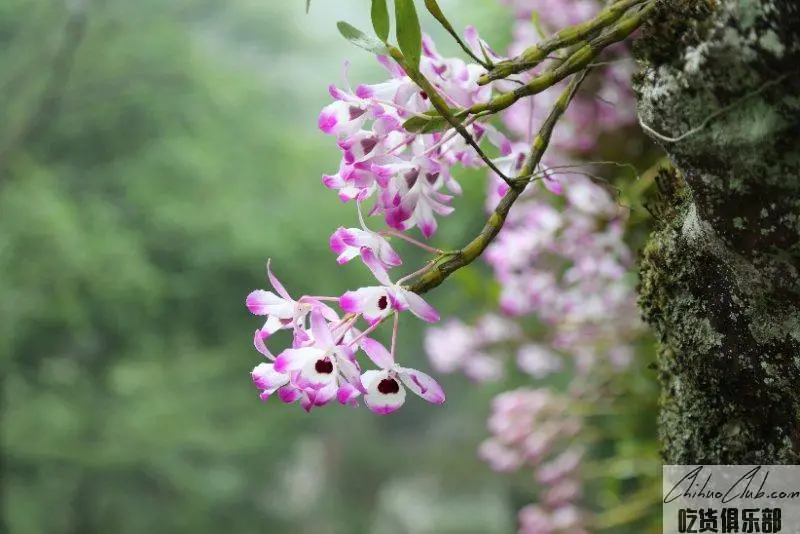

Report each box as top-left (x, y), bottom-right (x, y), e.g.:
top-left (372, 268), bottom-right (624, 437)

top-left (338, 249), bottom-right (439, 324)
top-left (246, 259), bottom-right (338, 337)
top-left (360, 337), bottom-right (445, 414)
top-left (273, 309), bottom-right (363, 393)
top-left (329, 202), bottom-right (402, 272)
top-left (251, 330), bottom-right (303, 404)
top-left (318, 62), bottom-right (385, 137)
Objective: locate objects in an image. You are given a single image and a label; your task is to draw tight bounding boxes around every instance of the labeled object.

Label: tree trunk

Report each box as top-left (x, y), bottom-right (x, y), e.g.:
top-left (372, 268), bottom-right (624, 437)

top-left (634, 0), bottom-right (800, 464)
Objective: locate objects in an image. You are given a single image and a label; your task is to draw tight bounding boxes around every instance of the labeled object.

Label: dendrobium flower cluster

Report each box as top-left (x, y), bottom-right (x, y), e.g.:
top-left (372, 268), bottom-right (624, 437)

top-left (480, 388), bottom-right (587, 534)
top-left (407, 1), bottom-right (643, 531)
top-left (247, 0), bottom-right (651, 530)
top-left (319, 30), bottom-right (507, 238)
top-left (247, 259), bottom-right (444, 414)
top-left (246, 25), bottom-right (560, 417)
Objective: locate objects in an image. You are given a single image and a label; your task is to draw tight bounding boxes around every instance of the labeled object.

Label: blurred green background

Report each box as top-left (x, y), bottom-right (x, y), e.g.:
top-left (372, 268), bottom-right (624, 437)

top-left (0, 1), bottom-right (661, 533)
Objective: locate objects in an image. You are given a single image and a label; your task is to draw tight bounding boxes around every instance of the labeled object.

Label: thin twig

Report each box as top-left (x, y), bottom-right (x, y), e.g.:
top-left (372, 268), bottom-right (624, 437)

top-left (389, 46), bottom-right (514, 186)
top-left (470, 1), bottom-right (654, 117)
top-left (406, 72), bottom-right (589, 295)
top-left (422, 0), bottom-right (493, 69)
top-left (478, 0), bottom-right (646, 84)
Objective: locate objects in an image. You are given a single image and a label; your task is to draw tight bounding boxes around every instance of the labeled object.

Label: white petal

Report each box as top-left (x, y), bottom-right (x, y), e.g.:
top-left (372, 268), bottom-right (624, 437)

top-left (261, 315), bottom-right (287, 337)
top-left (360, 369), bottom-right (382, 389)
top-left (251, 362), bottom-right (290, 392)
top-left (274, 347), bottom-right (321, 373)
top-left (246, 290), bottom-right (288, 316)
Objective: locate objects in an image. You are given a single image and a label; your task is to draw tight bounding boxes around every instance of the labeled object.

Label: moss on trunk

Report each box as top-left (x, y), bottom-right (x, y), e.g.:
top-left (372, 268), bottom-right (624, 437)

top-left (634, 0), bottom-right (800, 463)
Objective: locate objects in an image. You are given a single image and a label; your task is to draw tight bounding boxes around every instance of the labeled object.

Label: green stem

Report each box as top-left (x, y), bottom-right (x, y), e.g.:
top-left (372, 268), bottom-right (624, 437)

top-left (470, 1), bottom-right (654, 117)
top-left (423, 0), bottom-right (492, 68)
top-left (389, 46), bottom-right (514, 186)
top-left (478, 0), bottom-right (646, 84)
top-left (405, 72), bottom-right (588, 295)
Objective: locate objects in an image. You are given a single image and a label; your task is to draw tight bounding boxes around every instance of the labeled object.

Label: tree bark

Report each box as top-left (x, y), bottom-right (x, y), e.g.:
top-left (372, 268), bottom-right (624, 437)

top-left (634, 0), bottom-right (800, 464)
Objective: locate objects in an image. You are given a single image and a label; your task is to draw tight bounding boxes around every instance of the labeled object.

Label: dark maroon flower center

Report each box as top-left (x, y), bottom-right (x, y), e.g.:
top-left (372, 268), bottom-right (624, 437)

top-left (514, 152), bottom-right (526, 172)
top-left (404, 168), bottom-right (419, 188)
top-left (377, 378), bottom-right (400, 394)
top-left (377, 295), bottom-right (389, 310)
top-left (419, 91), bottom-right (428, 100)
top-left (315, 358), bottom-right (334, 374)
top-left (360, 137), bottom-right (378, 154)
top-left (348, 106), bottom-right (366, 120)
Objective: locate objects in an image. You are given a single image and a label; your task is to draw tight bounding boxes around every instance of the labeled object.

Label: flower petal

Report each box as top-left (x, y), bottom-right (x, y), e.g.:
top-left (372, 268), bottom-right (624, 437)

top-left (330, 227), bottom-right (349, 254)
top-left (360, 337), bottom-right (394, 370)
top-left (360, 247), bottom-right (392, 286)
top-left (262, 315), bottom-right (288, 337)
top-left (313, 380), bottom-right (338, 406)
top-left (336, 247), bottom-right (360, 265)
top-left (267, 259), bottom-right (292, 300)
top-left (360, 369), bottom-right (382, 390)
top-left (377, 240), bottom-right (403, 267)
top-left (337, 383), bottom-right (361, 406)
top-left (274, 347), bottom-right (320, 373)
top-left (336, 353), bottom-right (365, 391)
top-left (398, 367), bottom-right (445, 404)
top-left (318, 303), bottom-right (341, 322)
top-left (251, 362), bottom-right (290, 391)
top-left (400, 289), bottom-right (440, 323)
top-left (309, 309), bottom-right (334, 348)
top-left (300, 392), bottom-right (315, 412)
top-left (253, 330), bottom-right (274, 359)
top-left (278, 386), bottom-right (302, 404)
top-left (246, 290), bottom-right (285, 316)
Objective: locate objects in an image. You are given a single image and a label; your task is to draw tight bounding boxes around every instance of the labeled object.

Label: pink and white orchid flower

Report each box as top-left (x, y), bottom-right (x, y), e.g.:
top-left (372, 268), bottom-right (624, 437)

top-left (251, 330), bottom-right (303, 404)
top-left (338, 249), bottom-right (439, 324)
top-left (273, 309), bottom-right (363, 393)
top-left (360, 337), bottom-right (445, 414)
top-left (246, 259), bottom-right (338, 337)
top-left (329, 202), bottom-right (402, 272)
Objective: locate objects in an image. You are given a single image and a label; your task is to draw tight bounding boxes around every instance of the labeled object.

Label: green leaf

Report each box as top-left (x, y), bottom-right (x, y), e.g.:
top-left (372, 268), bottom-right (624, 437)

top-left (402, 108), bottom-right (462, 133)
top-left (370, 0), bottom-right (390, 42)
top-left (336, 21), bottom-right (389, 54)
top-left (395, 0), bottom-right (422, 70)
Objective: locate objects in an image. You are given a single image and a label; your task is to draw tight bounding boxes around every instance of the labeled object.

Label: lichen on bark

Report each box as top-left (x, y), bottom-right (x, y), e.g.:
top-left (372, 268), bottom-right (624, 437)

top-left (633, 0), bottom-right (800, 463)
